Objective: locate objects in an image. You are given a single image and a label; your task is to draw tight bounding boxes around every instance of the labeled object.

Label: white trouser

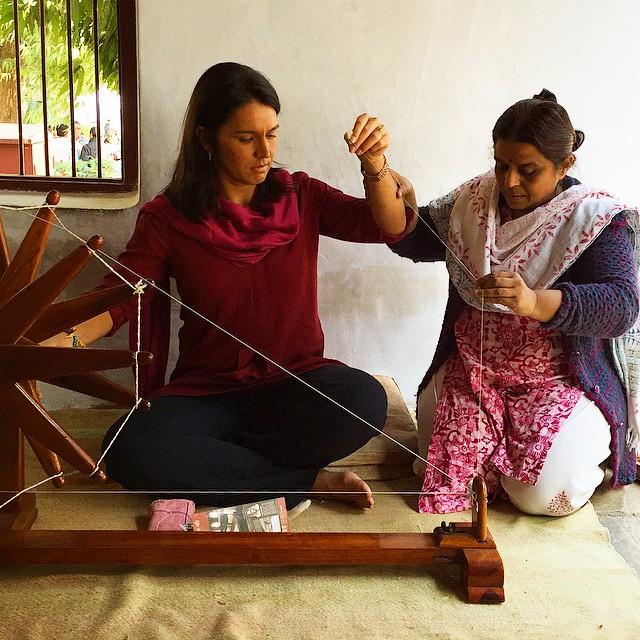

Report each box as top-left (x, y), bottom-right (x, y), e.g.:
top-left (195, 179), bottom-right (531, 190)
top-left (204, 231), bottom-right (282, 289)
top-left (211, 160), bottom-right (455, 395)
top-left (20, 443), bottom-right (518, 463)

top-left (415, 369), bottom-right (612, 517)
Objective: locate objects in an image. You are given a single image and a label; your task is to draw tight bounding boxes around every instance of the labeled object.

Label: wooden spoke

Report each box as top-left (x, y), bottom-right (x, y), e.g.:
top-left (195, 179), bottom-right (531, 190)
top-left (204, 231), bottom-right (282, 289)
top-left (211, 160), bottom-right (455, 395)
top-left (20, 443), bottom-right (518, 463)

top-left (0, 191), bottom-right (154, 541)
top-left (0, 191), bottom-right (60, 305)
top-left (25, 435), bottom-right (64, 488)
top-left (22, 380), bottom-right (64, 489)
top-left (0, 345), bottom-right (151, 382)
top-left (42, 372), bottom-right (143, 408)
top-left (0, 383), bottom-right (106, 479)
top-left (0, 236), bottom-right (103, 345)
top-left (26, 284), bottom-right (133, 343)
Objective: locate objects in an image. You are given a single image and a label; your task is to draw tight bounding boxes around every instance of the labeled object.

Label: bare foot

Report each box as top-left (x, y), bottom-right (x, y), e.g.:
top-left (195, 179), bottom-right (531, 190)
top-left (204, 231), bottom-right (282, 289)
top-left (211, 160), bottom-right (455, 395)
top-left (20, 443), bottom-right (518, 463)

top-left (310, 469), bottom-right (374, 509)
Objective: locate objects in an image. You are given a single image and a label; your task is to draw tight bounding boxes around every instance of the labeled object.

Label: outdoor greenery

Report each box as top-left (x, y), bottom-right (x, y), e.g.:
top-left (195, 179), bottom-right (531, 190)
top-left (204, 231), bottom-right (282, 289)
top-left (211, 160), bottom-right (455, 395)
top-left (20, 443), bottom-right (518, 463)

top-left (0, 0), bottom-right (119, 124)
top-left (54, 157), bottom-right (115, 177)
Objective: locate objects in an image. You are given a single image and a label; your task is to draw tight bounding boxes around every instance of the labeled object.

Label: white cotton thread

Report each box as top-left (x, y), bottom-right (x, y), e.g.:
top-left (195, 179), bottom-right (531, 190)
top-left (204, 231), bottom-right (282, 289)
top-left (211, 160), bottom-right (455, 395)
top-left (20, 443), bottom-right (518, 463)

top-left (476, 292), bottom-right (485, 478)
top-left (89, 399), bottom-right (144, 477)
top-left (2, 199), bottom-right (477, 498)
top-left (94, 248), bottom-right (451, 479)
top-left (133, 280), bottom-right (145, 403)
top-left (51, 210), bottom-right (140, 290)
top-left (0, 488), bottom-right (470, 497)
top-left (86, 284), bottom-right (146, 477)
top-left (401, 197), bottom-right (478, 282)
top-left (403, 196), bottom-right (487, 491)
top-left (0, 472), bottom-right (63, 512)
top-left (0, 203), bottom-right (58, 211)
top-left (3, 199), bottom-right (465, 492)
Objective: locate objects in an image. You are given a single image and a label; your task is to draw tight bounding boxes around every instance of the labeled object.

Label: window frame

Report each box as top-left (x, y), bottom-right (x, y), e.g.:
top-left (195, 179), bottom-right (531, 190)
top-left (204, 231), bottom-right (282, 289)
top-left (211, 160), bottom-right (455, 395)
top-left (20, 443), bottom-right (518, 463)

top-left (0, 0), bottom-right (138, 194)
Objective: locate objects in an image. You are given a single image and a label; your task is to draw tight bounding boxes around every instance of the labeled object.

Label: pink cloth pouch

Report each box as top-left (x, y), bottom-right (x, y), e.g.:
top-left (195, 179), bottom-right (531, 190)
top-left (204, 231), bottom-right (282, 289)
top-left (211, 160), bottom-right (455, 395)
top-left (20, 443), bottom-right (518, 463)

top-left (148, 498), bottom-right (195, 531)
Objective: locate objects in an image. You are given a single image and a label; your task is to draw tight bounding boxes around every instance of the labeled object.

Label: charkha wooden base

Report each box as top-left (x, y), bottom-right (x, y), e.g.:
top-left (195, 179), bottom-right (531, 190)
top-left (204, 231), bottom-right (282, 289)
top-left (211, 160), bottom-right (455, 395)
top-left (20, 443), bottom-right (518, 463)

top-left (0, 477), bottom-right (504, 604)
top-left (0, 191), bottom-right (504, 604)
top-left (0, 524), bottom-right (504, 604)
top-left (1, 428), bottom-right (504, 605)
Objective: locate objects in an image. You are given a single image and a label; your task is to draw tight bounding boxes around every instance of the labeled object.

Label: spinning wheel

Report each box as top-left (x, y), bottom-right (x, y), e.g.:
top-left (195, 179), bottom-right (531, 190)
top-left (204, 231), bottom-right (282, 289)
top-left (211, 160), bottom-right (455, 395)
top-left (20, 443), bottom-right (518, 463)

top-left (0, 191), bottom-right (151, 530)
top-left (0, 193), bottom-right (504, 604)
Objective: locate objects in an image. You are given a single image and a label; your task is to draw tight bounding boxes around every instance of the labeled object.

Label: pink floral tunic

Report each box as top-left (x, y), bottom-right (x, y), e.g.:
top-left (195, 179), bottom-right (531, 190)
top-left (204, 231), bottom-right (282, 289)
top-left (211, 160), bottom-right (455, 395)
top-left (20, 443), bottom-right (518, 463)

top-left (419, 307), bottom-right (584, 513)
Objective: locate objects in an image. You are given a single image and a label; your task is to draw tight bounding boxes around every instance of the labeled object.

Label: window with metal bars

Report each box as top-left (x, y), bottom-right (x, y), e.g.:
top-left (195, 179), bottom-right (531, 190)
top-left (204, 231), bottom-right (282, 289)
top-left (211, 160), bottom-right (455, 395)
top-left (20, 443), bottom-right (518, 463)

top-left (0, 0), bottom-right (137, 193)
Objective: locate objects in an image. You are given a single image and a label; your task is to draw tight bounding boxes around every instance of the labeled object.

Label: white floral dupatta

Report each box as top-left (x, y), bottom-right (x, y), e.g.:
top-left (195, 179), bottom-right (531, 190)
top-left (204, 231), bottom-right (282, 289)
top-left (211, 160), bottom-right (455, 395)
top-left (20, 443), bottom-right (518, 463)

top-left (428, 170), bottom-right (640, 448)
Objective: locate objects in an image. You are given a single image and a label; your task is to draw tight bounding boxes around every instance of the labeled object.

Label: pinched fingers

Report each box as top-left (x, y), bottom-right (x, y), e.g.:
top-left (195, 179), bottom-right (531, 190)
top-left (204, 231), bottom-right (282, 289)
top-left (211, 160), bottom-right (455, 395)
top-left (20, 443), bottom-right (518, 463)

top-left (475, 272), bottom-right (536, 314)
top-left (476, 272), bottom-right (522, 302)
top-left (476, 271), bottom-right (519, 287)
top-left (346, 113), bottom-right (389, 156)
top-left (348, 113), bottom-right (379, 149)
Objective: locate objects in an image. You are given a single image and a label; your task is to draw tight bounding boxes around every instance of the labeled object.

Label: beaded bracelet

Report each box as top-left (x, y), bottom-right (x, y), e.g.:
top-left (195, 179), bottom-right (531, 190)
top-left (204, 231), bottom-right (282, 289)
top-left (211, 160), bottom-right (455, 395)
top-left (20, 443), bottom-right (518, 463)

top-left (361, 156), bottom-right (390, 183)
top-left (65, 327), bottom-right (86, 348)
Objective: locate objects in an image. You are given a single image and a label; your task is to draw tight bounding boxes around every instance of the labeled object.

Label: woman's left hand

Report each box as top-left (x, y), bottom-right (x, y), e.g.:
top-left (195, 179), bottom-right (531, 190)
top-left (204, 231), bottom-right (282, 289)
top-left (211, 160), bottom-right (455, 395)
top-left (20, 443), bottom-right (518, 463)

top-left (475, 271), bottom-right (538, 317)
top-left (344, 113), bottom-right (389, 172)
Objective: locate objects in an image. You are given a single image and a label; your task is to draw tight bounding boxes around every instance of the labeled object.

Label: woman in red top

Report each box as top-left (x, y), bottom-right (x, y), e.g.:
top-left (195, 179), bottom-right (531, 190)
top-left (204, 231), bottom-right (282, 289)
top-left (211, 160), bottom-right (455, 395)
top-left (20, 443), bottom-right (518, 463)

top-left (50, 62), bottom-right (416, 510)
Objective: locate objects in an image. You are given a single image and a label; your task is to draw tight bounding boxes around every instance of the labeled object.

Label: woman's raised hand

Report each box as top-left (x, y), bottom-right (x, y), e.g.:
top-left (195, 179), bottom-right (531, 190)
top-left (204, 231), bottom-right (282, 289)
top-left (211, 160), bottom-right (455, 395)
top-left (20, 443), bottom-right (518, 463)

top-left (342, 114), bottom-right (416, 235)
top-left (344, 113), bottom-right (389, 170)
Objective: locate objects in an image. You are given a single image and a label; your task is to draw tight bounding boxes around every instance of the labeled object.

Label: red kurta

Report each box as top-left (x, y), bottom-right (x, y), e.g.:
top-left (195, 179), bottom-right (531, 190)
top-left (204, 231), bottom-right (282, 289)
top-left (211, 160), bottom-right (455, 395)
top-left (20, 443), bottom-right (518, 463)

top-left (104, 171), bottom-right (411, 398)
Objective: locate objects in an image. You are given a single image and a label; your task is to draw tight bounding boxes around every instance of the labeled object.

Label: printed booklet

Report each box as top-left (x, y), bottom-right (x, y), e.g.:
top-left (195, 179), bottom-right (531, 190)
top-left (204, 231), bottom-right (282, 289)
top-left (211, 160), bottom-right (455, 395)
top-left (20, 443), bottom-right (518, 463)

top-left (190, 496), bottom-right (289, 532)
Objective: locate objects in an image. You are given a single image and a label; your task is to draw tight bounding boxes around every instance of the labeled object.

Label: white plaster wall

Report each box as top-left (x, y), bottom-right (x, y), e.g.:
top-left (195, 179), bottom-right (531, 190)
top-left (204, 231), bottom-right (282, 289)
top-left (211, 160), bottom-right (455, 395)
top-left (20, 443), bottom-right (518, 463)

top-left (9, 0), bottom-right (639, 408)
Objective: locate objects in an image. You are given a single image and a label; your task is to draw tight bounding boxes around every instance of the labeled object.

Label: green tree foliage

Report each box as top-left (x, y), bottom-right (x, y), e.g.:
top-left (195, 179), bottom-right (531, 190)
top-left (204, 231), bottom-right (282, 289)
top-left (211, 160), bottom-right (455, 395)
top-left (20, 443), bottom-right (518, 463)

top-left (0, 0), bottom-right (119, 124)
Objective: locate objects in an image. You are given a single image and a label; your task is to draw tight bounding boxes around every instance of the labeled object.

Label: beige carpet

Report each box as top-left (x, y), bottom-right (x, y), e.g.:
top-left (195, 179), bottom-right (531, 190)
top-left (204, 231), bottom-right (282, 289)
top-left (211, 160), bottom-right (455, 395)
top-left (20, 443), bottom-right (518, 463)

top-left (1, 379), bottom-right (640, 639)
top-left (2, 490), bottom-right (640, 640)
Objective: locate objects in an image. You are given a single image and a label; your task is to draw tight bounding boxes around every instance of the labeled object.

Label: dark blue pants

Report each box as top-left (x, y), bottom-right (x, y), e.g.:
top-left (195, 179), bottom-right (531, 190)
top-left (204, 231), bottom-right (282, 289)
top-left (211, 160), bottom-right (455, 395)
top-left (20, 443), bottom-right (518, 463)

top-left (102, 365), bottom-right (386, 508)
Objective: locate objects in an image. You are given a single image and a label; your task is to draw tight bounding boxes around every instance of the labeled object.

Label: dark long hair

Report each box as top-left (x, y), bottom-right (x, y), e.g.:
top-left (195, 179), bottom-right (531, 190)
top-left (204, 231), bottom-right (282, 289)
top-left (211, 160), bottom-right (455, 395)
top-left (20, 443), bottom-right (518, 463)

top-left (492, 89), bottom-right (585, 166)
top-left (165, 62), bottom-right (285, 222)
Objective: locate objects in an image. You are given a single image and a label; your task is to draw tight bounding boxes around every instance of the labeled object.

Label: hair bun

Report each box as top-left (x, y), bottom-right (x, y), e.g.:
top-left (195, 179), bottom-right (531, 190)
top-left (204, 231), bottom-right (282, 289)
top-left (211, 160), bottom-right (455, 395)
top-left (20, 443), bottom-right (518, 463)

top-left (572, 129), bottom-right (585, 151)
top-left (532, 89), bottom-right (557, 103)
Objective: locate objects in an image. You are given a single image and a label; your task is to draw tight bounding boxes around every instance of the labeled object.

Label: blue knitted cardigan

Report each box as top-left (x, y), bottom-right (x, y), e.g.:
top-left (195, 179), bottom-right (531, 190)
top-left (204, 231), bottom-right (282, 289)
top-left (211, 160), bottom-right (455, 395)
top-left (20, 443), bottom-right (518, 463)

top-left (389, 182), bottom-right (639, 486)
